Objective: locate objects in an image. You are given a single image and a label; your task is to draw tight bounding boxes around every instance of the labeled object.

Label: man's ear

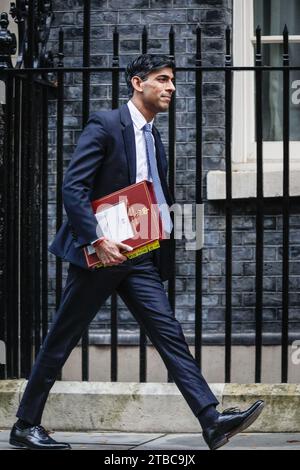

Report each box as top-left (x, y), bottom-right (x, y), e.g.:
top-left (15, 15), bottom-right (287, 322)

top-left (131, 76), bottom-right (144, 93)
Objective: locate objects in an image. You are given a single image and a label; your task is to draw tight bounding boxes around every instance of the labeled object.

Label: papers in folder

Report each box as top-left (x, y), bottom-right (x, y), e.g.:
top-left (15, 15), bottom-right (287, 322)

top-left (95, 201), bottom-right (134, 242)
top-left (86, 201), bottom-right (134, 255)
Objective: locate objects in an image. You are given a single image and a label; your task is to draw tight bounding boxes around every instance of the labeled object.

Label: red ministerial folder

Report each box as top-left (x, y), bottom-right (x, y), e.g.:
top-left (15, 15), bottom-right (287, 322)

top-left (83, 180), bottom-right (163, 269)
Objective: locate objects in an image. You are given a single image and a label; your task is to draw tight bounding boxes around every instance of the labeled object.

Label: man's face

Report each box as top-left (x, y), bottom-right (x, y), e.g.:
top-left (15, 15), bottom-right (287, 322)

top-left (132, 67), bottom-right (176, 113)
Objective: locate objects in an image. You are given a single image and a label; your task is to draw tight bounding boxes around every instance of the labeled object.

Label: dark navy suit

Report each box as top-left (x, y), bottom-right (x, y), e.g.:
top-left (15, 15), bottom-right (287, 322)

top-left (49, 103), bottom-right (173, 281)
top-left (16, 104), bottom-right (218, 425)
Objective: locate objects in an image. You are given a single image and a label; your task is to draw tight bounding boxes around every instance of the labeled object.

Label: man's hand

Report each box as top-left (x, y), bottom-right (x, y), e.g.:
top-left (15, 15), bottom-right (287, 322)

top-left (95, 239), bottom-right (132, 267)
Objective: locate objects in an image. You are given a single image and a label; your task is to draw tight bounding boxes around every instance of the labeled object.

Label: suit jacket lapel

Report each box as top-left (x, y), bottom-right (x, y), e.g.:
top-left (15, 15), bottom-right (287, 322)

top-left (120, 104), bottom-right (136, 184)
top-left (152, 126), bottom-right (166, 182)
top-left (152, 126), bottom-right (174, 206)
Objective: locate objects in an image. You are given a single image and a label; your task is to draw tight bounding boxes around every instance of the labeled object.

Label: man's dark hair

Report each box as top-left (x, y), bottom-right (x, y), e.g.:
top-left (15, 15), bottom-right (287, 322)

top-left (125, 54), bottom-right (175, 98)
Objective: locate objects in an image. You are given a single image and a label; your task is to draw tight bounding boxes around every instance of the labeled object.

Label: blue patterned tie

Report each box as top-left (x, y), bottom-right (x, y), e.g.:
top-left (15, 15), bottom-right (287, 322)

top-left (143, 123), bottom-right (173, 234)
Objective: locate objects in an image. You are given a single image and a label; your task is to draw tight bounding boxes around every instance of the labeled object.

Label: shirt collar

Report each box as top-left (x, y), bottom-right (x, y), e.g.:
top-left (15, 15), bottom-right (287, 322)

top-left (127, 100), bottom-right (154, 131)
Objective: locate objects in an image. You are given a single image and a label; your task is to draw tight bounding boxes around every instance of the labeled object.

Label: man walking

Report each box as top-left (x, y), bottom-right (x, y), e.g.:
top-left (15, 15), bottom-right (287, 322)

top-left (10, 54), bottom-right (264, 450)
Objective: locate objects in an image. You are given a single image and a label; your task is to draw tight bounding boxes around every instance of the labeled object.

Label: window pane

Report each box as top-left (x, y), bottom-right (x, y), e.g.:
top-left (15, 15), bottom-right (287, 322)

top-left (254, 0), bottom-right (300, 141)
top-left (254, 0), bottom-right (300, 35)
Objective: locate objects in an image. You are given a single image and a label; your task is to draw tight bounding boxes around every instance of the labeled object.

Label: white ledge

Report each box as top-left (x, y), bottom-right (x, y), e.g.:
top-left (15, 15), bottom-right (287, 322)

top-left (207, 163), bottom-right (300, 200)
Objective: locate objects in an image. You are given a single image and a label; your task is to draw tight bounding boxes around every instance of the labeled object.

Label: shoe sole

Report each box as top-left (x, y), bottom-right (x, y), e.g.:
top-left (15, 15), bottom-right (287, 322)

top-left (9, 437), bottom-right (71, 450)
top-left (212, 401), bottom-right (265, 450)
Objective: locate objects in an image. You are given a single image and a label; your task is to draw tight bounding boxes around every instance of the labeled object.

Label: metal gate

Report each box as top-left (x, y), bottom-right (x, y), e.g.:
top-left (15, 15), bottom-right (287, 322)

top-left (0, 1), bottom-right (299, 383)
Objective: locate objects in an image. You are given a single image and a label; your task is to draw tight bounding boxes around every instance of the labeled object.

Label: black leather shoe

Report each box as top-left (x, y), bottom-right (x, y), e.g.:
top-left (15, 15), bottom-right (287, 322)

top-left (202, 400), bottom-right (265, 450)
top-left (9, 423), bottom-right (71, 450)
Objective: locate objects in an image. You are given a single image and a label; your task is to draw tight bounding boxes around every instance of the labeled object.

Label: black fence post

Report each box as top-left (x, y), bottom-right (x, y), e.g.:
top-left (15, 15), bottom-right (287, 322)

top-left (19, 0), bottom-right (37, 378)
top-left (195, 24), bottom-right (203, 367)
top-left (4, 78), bottom-right (15, 378)
top-left (0, 100), bottom-right (5, 379)
top-left (81, 0), bottom-right (91, 382)
top-left (19, 73), bottom-right (31, 377)
top-left (281, 25), bottom-right (290, 383)
top-left (139, 25), bottom-right (148, 383)
top-left (168, 25), bottom-right (176, 307)
top-left (255, 25), bottom-right (264, 383)
top-left (111, 26), bottom-right (120, 382)
top-left (12, 75), bottom-right (20, 377)
top-left (41, 80), bottom-right (49, 343)
top-left (224, 26), bottom-right (233, 383)
top-left (55, 27), bottom-right (64, 316)
top-left (167, 25), bottom-right (176, 383)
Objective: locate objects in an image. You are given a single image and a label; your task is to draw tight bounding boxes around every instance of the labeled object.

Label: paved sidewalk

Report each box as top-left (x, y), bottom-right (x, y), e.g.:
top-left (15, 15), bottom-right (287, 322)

top-left (1, 430), bottom-right (300, 450)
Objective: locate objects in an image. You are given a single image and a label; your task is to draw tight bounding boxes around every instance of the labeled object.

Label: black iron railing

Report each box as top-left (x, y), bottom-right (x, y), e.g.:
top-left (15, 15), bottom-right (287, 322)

top-left (0, 2), bottom-right (299, 384)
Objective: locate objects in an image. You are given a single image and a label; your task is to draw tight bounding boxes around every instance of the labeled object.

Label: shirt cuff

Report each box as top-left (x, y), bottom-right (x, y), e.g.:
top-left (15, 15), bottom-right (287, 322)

top-left (91, 237), bottom-right (105, 247)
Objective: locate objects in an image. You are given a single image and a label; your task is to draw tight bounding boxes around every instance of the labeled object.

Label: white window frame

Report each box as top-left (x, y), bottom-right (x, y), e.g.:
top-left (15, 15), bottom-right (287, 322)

top-left (207, 0), bottom-right (300, 199)
top-left (233, 0), bottom-right (300, 164)
top-left (232, 0), bottom-right (254, 165)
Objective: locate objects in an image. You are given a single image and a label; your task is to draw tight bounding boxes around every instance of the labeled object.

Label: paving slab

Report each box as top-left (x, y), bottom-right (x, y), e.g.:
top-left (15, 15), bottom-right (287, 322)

top-left (134, 432), bottom-right (300, 450)
top-left (1, 430), bottom-right (300, 450)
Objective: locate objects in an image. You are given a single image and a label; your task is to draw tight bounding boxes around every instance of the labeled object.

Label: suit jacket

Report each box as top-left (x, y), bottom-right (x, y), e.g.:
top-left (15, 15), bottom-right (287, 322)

top-left (49, 103), bottom-right (175, 281)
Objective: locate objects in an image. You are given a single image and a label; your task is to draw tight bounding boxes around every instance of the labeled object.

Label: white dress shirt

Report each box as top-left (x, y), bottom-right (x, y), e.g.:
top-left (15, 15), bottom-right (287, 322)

top-left (127, 99), bottom-right (153, 183)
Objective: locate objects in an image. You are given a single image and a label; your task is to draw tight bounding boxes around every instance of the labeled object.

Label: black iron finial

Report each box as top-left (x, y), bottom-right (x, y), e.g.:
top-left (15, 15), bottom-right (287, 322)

top-left (255, 25), bottom-right (262, 66)
top-left (112, 26), bottom-right (119, 67)
top-left (196, 23), bottom-right (202, 64)
top-left (142, 25), bottom-right (148, 54)
top-left (225, 26), bottom-right (232, 66)
top-left (169, 25), bottom-right (175, 60)
top-left (283, 24), bottom-right (289, 61)
top-left (57, 27), bottom-right (64, 67)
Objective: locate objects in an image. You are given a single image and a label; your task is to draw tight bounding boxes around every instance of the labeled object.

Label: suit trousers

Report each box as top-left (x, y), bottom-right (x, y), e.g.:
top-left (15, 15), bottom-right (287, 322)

top-left (17, 251), bottom-right (219, 425)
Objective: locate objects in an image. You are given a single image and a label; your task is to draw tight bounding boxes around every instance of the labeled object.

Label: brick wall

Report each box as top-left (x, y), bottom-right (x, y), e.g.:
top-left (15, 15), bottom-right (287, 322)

top-left (46, 0), bottom-right (300, 345)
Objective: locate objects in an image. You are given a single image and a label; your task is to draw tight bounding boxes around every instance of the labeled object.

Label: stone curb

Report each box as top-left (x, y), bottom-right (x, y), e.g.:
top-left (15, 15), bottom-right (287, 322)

top-left (0, 381), bottom-right (299, 432)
